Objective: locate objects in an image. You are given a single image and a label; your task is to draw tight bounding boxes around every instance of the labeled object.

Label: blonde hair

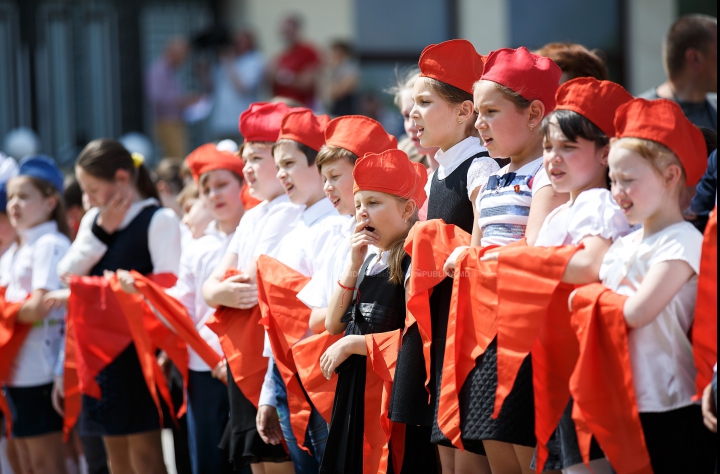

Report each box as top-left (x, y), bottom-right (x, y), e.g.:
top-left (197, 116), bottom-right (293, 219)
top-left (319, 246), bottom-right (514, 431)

top-left (316, 145), bottom-right (358, 172)
top-left (386, 195), bottom-right (419, 284)
top-left (387, 67), bottom-right (420, 108)
top-left (611, 137), bottom-right (685, 183)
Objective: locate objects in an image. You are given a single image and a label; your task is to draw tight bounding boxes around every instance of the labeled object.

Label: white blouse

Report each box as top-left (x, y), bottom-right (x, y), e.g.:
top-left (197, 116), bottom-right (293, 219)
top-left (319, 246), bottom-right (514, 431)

top-left (0, 221), bottom-right (70, 386)
top-left (599, 222), bottom-right (703, 412)
top-left (535, 188), bottom-right (630, 247)
top-left (56, 198), bottom-right (181, 277)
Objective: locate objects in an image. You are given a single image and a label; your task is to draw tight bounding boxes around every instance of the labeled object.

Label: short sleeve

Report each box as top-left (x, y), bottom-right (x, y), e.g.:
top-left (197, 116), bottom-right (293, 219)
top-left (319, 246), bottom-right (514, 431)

top-left (148, 208), bottom-right (182, 275)
top-left (647, 223), bottom-right (703, 274)
top-left (531, 166), bottom-right (551, 197)
top-left (467, 157), bottom-right (501, 199)
top-left (56, 208), bottom-right (108, 277)
top-left (297, 265), bottom-right (328, 309)
top-left (32, 235), bottom-right (70, 292)
top-left (567, 189), bottom-right (630, 245)
top-left (165, 246), bottom-right (197, 321)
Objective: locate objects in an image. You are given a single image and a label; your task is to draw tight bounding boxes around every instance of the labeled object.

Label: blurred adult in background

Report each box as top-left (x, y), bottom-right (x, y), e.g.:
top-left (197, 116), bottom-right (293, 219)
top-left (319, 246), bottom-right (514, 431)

top-left (269, 15), bottom-right (321, 107)
top-left (210, 31), bottom-right (266, 141)
top-left (640, 14), bottom-right (717, 131)
top-left (323, 40), bottom-right (359, 116)
top-left (534, 42), bottom-right (609, 82)
top-left (146, 37), bottom-right (198, 158)
top-left (154, 157), bottom-right (185, 217)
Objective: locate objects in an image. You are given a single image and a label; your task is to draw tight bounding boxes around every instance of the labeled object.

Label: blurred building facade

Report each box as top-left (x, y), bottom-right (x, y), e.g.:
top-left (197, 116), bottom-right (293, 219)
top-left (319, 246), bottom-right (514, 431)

top-left (0, 0), bottom-right (715, 165)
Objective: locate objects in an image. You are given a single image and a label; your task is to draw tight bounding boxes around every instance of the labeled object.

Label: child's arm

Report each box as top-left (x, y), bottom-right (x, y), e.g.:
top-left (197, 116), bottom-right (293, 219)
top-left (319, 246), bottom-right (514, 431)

top-left (470, 186), bottom-right (483, 247)
top-left (309, 307), bottom-right (327, 334)
top-left (526, 185), bottom-right (569, 246)
top-left (320, 335), bottom-right (367, 379)
top-left (18, 289), bottom-right (51, 323)
top-left (561, 236), bottom-right (613, 285)
top-left (623, 260), bottom-right (695, 329)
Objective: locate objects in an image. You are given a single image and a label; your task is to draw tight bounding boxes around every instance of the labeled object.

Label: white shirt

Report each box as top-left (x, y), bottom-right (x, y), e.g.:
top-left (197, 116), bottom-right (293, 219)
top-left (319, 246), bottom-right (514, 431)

top-left (165, 221), bottom-right (232, 371)
top-left (599, 222), bottom-right (703, 412)
top-left (0, 221), bottom-right (70, 386)
top-left (535, 188), bottom-right (630, 247)
top-left (426, 136), bottom-right (499, 201)
top-left (57, 198), bottom-right (181, 277)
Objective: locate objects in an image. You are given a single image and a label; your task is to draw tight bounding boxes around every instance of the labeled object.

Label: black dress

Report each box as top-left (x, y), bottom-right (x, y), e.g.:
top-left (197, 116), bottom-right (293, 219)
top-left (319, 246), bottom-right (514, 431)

top-left (320, 256), bottom-right (438, 474)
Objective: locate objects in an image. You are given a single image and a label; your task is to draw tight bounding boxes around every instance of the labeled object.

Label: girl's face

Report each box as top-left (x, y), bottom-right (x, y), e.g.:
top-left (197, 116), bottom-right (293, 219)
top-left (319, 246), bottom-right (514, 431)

top-left (75, 165), bottom-right (124, 208)
top-left (0, 213), bottom-right (17, 249)
top-left (542, 116), bottom-right (608, 197)
top-left (199, 169), bottom-right (244, 223)
top-left (473, 80), bottom-right (537, 159)
top-left (410, 77), bottom-right (465, 152)
top-left (242, 143), bottom-right (284, 202)
top-left (321, 158), bottom-right (355, 216)
top-left (6, 177), bottom-right (56, 231)
top-left (401, 89), bottom-right (440, 157)
top-left (608, 146), bottom-right (668, 226)
top-left (354, 190), bottom-right (413, 251)
top-left (274, 142), bottom-right (325, 207)
top-left (181, 198), bottom-right (213, 239)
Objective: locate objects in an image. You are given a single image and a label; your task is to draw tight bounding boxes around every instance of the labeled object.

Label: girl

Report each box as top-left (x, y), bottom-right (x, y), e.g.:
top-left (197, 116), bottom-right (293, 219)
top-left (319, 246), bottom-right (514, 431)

top-left (319, 149), bottom-right (436, 474)
top-left (389, 39), bottom-right (499, 474)
top-left (593, 98), bottom-right (716, 473)
top-left (202, 101), bottom-right (298, 474)
top-left (442, 47), bottom-right (564, 474)
top-left (1, 155), bottom-right (71, 473)
top-left (57, 139), bottom-right (181, 474)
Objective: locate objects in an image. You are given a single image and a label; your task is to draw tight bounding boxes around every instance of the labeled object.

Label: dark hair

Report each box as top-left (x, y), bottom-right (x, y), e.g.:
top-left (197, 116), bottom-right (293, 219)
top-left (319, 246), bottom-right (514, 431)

top-left (24, 176), bottom-right (71, 239)
top-left (699, 127), bottom-right (717, 157)
top-left (316, 145), bottom-right (357, 172)
top-left (541, 109), bottom-right (609, 150)
top-left (534, 42), bottom-right (609, 81)
top-left (664, 15), bottom-right (717, 78)
top-left (76, 139), bottom-right (160, 201)
top-left (273, 139), bottom-right (319, 166)
top-left (492, 82), bottom-right (533, 110)
top-left (424, 77), bottom-right (473, 105)
top-left (63, 179), bottom-right (83, 209)
top-left (330, 40), bottom-right (354, 57)
top-left (154, 158), bottom-right (184, 195)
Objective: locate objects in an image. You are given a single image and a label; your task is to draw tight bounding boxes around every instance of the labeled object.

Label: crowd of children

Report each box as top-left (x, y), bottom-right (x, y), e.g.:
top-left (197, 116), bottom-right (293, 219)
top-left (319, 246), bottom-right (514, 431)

top-left (0, 36), bottom-right (717, 474)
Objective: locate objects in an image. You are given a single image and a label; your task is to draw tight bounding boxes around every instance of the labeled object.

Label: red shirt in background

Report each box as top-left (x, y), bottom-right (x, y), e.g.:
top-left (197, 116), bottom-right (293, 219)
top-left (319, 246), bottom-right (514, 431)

top-left (272, 42), bottom-right (321, 106)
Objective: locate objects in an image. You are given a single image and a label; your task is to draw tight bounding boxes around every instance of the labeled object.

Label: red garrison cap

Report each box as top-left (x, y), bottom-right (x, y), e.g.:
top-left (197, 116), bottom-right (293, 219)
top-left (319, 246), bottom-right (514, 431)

top-left (239, 102), bottom-right (293, 143)
top-left (186, 143), bottom-right (245, 183)
top-left (324, 115), bottom-right (398, 157)
top-left (481, 46), bottom-right (562, 116)
top-left (353, 149), bottom-right (428, 208)
top-left (555, 77), bottom-right (633, 137)
top-left (418, 39), bottom-right (485, 95)
top-left (278, 109), bottom-right (331, 152)
top-left (614, 98), bottom-right (707, 186)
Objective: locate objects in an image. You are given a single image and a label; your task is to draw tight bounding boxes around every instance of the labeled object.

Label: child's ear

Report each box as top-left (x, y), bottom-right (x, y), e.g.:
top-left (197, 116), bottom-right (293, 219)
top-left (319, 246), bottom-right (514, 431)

top-left (528, 100), bottom-right (545, 127)
top-left (401, 199), bottom-right (416, 221)
top-left (114, 168), bottom-right (131, 187)
top-left (44, 194), bottom-right (59, 216)
top-left (598, 144), bottom-right (610, 166)
top-left (664, 163), bottom-right (684, 188)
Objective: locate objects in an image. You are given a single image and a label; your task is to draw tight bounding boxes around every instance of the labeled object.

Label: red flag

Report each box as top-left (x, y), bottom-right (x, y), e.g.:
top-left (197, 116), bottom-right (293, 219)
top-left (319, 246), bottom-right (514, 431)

top-left (62, 313), bottom-right (81, 442)
top-left (292, 331), bottom-right (342, 423)
top-left (0, 288), bottom-right (31, 435)
top-left (693, 207), bottom-right (717, 399)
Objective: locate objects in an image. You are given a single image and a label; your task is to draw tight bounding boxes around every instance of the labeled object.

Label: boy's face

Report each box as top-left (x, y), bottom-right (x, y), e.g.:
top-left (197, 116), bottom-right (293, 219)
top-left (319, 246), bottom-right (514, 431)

top-left (321, 157), bottom-right (355, 216)
top-left (274, 142), bottom-right (324, 206)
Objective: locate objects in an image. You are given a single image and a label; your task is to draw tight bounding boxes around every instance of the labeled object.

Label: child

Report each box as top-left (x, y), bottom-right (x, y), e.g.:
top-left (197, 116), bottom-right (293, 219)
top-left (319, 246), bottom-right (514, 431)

top-left (1, 155), bottom-right (71, 473)
top-left (594, 98), bottom-right (715, 473)
top-left (389, 39), bottom-right (500, 474)
top-left (0, 154), bottom-right (18, 257)
top-left (57, 139), bottom-right (181, 474)
top-left (298, 115), bottom-right (398, 332)
top-left (441, 46), bottom-right (564, 472)
top-left (319, 149), bottom-right (437, 473)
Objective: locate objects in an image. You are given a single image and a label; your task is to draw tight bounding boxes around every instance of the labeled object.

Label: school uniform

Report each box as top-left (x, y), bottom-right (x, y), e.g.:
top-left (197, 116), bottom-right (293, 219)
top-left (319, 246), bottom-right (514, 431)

top-left (57, 198), bottom-right (181, 437)
top-left (600, 222), bottom-right (716, 473)
top-left (1, 221), bottom-right (70, 437)
top-left (389, 136), bottom-right (499, 442)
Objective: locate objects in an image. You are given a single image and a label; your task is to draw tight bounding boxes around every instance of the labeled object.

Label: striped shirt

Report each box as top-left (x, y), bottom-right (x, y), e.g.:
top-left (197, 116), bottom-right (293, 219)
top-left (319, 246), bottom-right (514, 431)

top-left (476, 157), bottom-right (550, 247)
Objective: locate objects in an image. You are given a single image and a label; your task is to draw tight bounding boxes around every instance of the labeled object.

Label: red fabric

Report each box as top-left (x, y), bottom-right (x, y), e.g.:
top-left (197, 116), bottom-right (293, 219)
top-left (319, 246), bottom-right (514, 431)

top-left (62, 313), bottom-right (81, 441)
top-left (364, 330), bottom-right (402, 474)
top-left (404, 220), bottom-right (472, 405)
top-left (256, 255), bottom-right (313, 451)
top-left (325, 116), bottom-right (398, 158)
top-left (186, 143), bottom-right (245, 183)
top-left (615, 98), bottom-right (706, 186)
top-left (241, 184), bottom-right (262, 211)
top-left (554, 78), bottom-right (633, 137)
top-left (272, 43), bottom-right (321, 106)
top-left (291, 331), bottom-right (342, 423)
top-left (569, 283), bottom-right (652, 474)
top-left (0, 288), bottom-right (31, 435)
top-left (353, 150), bottom-right (428, 207)
top-left (493, 244), bottom-right (582, 418)
top-left (279, 109), bottom-right (330, 152)
top-left (239, 102), bottom-right (294, 143)
top-left (481, 47), bottom-right (561, 116)
top-left (418, 40), bottom-right (485, 94)
top-left (205, 268), bottom-right (267, 407)
top-left (693, 207), bottom-right (717, 398)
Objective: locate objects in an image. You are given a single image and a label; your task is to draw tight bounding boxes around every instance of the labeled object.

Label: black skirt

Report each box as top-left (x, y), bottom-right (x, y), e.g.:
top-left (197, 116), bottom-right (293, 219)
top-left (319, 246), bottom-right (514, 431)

top-left (389, 324), bottom-right (434, 427)
top-left (4, 382), bottom-right (63, 437)
top-left (388, 425), bottom-right (439, 474)
top-left (457, 338), bottom-right (536, 451)
top-left (221, 363), bottom-right (289, 469)
top-left (79, 343), bottom-right (162, 437)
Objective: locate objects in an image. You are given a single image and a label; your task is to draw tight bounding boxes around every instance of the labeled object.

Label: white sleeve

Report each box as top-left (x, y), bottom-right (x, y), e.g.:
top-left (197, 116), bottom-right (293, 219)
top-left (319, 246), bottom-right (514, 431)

top-left (254, 205), bottom-right (301, 259)
top-left (259, 356), bottom-right (278, 407)
top-left (56, 209), bottom-right (108, 277)
top-left (148, 208), bottom-right (182, 275)
top-left (164, 249), bottom-right (197, 322)
top-left (531, 167), bottom-right (552, 197)
top-left (32, 235), bottom-right (70, 292)
top-left (647, 226), bottom-right (704, 274)
top-left (467, 157), bottom-right (500, 199)
top-left (567, 189), bottom-right (631, 245)
top-left (297, 264), bottom-right (329, 309)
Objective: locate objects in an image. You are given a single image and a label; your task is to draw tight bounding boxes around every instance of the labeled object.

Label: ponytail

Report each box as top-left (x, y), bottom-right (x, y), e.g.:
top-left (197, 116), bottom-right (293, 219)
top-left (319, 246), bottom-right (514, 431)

top-left (136, 164), bottom-right (161, 201)
top-left (387, 197), bottom-right (419, 285)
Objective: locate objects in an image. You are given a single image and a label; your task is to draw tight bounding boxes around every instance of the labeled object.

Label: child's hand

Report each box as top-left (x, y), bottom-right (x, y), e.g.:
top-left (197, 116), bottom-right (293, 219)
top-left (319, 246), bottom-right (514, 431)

top-left (350, 219), bottom-right (379, 268)
top-left (217, 273), bottom-right (258, 309)
top-left (97, 187), bottom-right (132, 234)
top-left (256, 405), bottom-right (284, 445)
top-left (44, 289), bottom-right (70, 310)
top-left (568, 288), bottom-right (579, 312)
top-left (443, 246), bottom-right (469, 277)
top-left (51, 375), bottom-right (64, 416)
top-left (702, 381), bottom-right (717, 433)
top-left (320, 338), bottom-right (352, 380)
top-left (212, 360), bottom-right (228, 384)
top-left (115, 269), bottom-right (139, 294)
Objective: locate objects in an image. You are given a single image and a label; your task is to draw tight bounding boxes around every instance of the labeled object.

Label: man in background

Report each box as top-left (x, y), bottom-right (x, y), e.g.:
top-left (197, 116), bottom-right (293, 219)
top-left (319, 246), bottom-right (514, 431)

top-left (269, 15), bottom-right (320, 107)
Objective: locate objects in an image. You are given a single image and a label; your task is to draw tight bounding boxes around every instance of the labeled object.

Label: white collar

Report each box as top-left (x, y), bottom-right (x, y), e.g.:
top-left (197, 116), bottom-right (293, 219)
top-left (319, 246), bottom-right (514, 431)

top-left (433, 136), bottom-right (487, 180)
top-left (502, 157), bottom-right (543, 176)
top-left (114, 197), bottom-right (160, 230)
top-left (301, 198), bottom-right (337, 227)
top-left (19, 220), bottom-right (58, 244)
